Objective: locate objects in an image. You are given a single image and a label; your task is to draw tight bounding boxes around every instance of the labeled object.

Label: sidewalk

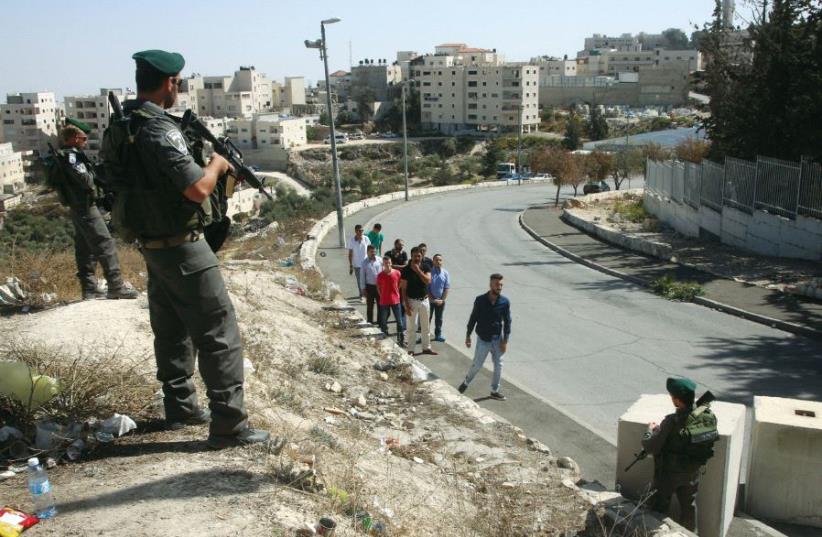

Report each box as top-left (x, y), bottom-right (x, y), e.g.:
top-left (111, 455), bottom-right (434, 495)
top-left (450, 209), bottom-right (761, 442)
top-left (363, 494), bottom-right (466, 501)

top-left (521, 206), bottom-right (822, 341)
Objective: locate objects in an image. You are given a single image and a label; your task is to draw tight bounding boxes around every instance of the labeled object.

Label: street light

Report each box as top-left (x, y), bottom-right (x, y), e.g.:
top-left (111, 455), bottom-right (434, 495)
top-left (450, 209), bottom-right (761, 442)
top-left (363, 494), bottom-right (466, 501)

top-left (305, 17), bottom-right (345, 248)
top-left (399, 81), bottom-right (412, 201)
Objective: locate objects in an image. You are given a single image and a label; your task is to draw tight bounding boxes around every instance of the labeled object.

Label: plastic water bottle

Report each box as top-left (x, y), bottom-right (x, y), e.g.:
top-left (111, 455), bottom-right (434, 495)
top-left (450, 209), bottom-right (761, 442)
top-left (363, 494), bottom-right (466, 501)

top-left (27, 457), bottom-right (57, 519)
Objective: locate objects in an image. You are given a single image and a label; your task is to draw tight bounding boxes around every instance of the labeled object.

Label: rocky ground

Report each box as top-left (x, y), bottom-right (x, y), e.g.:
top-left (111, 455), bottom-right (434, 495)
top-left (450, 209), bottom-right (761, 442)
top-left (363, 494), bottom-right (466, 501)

top-left (0, 258), bottom-right (592, 536)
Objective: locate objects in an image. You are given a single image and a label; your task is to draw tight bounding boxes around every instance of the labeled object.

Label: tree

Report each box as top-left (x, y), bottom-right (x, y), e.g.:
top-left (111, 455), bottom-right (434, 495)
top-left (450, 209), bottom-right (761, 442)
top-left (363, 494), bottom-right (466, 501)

top-left (587, 107), bottom-right (609, 141)
top-left (531, 147), bottom-right (576, 206)
top-left (483, 140), bottom-right (504, 177)
top-left (675, 138), bottom-right (711, 163)
top-left (354, 87), bottom-right (377, 124)
top-left (702, 0), bottom-right (822, 161)
top-left (562, 113), bottom-right (583, 150)
top-left (611, 147), bottom-right (644, 190)
top-left (432, 165), bottom-right (458, 186)
top-left (662, 27), bottom-right (691, 49)
top-left (318, 110), bottom-right (329, 126)
top-left (587, 150), bottom-right (615, 182)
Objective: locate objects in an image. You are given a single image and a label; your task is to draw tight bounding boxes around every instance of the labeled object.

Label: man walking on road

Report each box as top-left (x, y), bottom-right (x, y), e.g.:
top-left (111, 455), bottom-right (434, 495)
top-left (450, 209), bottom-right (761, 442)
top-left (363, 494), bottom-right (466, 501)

top-left (428, 254), bottom-right (450, 342)
top-left (400, 247), bottom-right (437, 356)
top-left (458, 273), bottom-right (511, 401)
top-left (387, 238), bottom-right (407, 270)
top-left (347, 224), bottom-right (370, 300)
top-left (361, 245), bottom-right (382, 324)
top-left (366, 223), bottom-right (384, 255)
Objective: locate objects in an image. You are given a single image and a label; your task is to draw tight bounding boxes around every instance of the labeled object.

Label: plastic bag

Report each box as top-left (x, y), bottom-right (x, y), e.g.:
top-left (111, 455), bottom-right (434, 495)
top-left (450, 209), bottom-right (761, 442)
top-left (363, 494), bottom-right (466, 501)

top-left (0, 507), bottom-right (38, 537)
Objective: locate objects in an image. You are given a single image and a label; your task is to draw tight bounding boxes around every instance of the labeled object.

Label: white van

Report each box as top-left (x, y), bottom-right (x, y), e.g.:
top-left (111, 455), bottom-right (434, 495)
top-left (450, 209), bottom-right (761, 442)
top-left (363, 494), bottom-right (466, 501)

top-left (323, 133), bottom-right (349, 144)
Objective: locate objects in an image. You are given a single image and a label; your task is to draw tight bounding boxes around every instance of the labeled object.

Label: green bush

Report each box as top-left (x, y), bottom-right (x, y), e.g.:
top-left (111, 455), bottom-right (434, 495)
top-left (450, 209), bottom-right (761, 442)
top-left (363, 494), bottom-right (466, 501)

top-left (611, 199), bottom-right (649, 223)
top-left (651, 275), bottom-right (705, 302)
top-left (0, 207), bottom-right (74, 257)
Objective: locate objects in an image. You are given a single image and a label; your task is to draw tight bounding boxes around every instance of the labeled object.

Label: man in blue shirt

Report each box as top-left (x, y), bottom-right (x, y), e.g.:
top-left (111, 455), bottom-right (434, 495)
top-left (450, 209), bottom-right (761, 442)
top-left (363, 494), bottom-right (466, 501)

top-left (458, 273), bottom-right (511, 401)
top-left (427, 254), bottom-right (450, 342)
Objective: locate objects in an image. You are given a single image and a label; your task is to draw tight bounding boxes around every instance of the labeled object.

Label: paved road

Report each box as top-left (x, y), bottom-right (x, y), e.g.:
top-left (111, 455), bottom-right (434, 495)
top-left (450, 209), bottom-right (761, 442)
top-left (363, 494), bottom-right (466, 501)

top-left (318, 184), bottom-right (822, 445)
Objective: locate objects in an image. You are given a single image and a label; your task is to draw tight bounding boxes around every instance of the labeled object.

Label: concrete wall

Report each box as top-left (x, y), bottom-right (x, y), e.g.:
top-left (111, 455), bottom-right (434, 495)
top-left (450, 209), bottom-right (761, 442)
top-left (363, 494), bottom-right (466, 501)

top-left (644, 191), bottom-right (822, 261)
top-left (746, 396), bottom-right (822, 528)
top-left (616, 394), bottom-right (746, 537)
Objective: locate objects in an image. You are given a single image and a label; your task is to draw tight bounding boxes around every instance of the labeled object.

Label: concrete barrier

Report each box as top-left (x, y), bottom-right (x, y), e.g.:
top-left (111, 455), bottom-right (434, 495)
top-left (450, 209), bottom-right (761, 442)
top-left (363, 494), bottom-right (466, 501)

top-left (746, 396), bottom-right (822, 528)
top-left (616, 394), bottom-right (746, 537)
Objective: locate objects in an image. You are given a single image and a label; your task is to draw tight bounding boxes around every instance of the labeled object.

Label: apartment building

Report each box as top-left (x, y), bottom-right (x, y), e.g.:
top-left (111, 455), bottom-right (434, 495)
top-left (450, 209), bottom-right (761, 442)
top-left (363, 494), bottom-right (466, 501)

top-left (350, 59), bottom-right (402, 102)
top-left (0, 92), bottom-right (59, 154)
top-left (0, 143), bottom-right (25, 194)
top-left (603, 48), bottom-right (701, 74)
top-left (584, 33), bottom-right (641, 52)
top-left (327, 70), bottom-right (351, 101)
top-left (413, 44), bottom-right (539, 134)
top-left (396, 51), bottom-right (420, 80)
top-left (181, 66), bottom-right (273, 118)
top-left (532, 57), bottom-right (578, 84)
top-left (283, 77), bottom-right (306, 107)
top-left (64, 89), bottom-right (135, 160)
top-left (229, 114), bottom-right (307, 151)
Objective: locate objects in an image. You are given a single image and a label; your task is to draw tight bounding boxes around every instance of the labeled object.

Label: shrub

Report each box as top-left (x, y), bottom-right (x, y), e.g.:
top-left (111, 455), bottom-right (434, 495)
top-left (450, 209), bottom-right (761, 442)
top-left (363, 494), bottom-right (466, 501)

top-left (611, 199), bottom-right (649, 223)
top-left (651, 275), bottom-right (705, 301)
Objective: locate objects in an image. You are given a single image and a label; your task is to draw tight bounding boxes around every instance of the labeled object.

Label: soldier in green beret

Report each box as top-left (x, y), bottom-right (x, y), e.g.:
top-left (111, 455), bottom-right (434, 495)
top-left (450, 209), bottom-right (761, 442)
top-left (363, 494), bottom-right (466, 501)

top-left (56, 119), bottom-right (138, 300)
top-left (641, 377), bottom-right (703, 531)
top-left (102, 49), bottom-right (269, 448)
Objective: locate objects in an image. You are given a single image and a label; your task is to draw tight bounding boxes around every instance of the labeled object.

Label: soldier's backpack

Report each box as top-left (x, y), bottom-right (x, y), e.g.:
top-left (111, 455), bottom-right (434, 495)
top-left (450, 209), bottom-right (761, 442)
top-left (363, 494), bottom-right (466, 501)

top-left (43, 146), bottom-right (73, 206)
top-left (679, 404), bottom-right (719, 465)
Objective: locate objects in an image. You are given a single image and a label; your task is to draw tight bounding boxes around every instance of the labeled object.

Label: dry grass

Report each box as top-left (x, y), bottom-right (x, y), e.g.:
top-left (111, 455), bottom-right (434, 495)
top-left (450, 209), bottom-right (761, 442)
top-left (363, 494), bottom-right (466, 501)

top-left (0, 241), bottom-right (146, 306)
top-left (2, 338), bottom-right (156, 425)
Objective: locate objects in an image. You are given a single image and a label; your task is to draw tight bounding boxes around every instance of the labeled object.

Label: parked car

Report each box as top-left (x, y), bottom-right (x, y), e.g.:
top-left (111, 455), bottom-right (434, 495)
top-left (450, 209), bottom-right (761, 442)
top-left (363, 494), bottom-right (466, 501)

top-left (323, 134), bottom-right (349, 144)
top-left (583, 180), bottom-right (611, 195)
top-left (380, 132), bottom-right (399, 139)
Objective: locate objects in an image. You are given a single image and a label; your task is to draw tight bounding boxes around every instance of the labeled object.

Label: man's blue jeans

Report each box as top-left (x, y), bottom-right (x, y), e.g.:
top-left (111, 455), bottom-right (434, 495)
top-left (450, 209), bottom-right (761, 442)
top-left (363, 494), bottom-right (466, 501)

top-left (379, 303), bottom-right (405, 342)
top-left (463, 335), bottom-right (504, 392)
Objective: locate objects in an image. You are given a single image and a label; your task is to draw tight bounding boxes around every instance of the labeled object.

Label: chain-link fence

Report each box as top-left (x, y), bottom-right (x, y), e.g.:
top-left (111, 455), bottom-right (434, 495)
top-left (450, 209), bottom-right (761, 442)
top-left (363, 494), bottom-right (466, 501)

top-left (646, 155), bottom-right (822, 220)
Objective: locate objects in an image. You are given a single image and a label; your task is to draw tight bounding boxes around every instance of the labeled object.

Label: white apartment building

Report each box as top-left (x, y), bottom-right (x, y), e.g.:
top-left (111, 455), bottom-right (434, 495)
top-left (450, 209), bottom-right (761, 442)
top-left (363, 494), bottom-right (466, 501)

top-left (0, 143), bottom-right (25, 194)
top-left (583, 33), bottom-right (641, 52)
top-left (531, 57), bottom-right (578, 84)
top-left (0, 92), bottom-right (59, 154)
top-left (64, 88), bottom-right (135, 160)
top-left (182, 66), bottom-right (273, 118)
top-left (283, 77), bottom-right (306, 107)
top-left (413, 44), bottom-right (539, 134)
top-left (229, 114), bottom-right (307, 151)
top-left (603, 48), bottom-right (701, 74)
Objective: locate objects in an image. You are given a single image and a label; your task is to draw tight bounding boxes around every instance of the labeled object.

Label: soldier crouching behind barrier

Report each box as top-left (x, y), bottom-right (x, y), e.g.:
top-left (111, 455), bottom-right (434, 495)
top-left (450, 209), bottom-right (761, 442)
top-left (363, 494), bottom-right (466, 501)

top-left (51, 120), bottom-right (138, 300)
top-left (641, 377), bottom-right (718, 532)
top-left (101, 49), bottom-right (270, 448)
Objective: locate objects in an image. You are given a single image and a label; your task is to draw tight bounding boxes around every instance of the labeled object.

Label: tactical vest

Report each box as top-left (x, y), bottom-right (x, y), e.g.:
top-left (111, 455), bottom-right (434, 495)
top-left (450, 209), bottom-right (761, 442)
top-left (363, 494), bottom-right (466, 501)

top-left (662, 404), bottom-right (718, 469)
top-left (46, 148), bottom-right (96, 209)
top-left (101, 106), bottom-right (211, 242)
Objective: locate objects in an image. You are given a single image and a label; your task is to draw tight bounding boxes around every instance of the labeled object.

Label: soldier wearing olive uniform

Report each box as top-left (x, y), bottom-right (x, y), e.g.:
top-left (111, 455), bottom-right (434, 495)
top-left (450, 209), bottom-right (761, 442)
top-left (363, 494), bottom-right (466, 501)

top-left (641, 377), bottom-right (702, 531)
top-left (103, 49), bottom-right (269, 448)
top-left (57, 119), bottom-right (137, 300)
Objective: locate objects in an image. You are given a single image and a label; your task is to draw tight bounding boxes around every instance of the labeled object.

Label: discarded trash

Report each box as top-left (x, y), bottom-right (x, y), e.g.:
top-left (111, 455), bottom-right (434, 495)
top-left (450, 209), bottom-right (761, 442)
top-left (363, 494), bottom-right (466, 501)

top-left (373, 361), bottom-right (396, 372)
top-left (26, 458), bottom-right (57, 519)
top-left (243, 358), bottom-right (255, 374)
top-left (65, 439), bottom-right (85, 461)
top-left (0, 362), bottom-right (60, 410)
top-left (410, 364), bottom-right (428, 383)
top-left (0, 277), bottom-right (27, 307)
top-left (355, 511), bottom-right (372, 531)
top-left (0, 472), bottom-right (15, 482)
top-left (99, 414), bottom-right (136, 437)
top-left (0, 506), bottom-right (39, 537)
top-left (34, 423), bottom-right (63, 451)
top-left (412, 457), bottom-right (424, 464)
top-left (323, 407), bottom-right (346, 416)
top-left (316, 517), bottom-right (336, 535)
top-left (94, 432), bottom-right (114, 444)
top-left (369, 521), bottom-right (386, 535)
top-left (0, 427), bottom-right (22, 443)
top-left (278, 257), bottom-right (295, 268)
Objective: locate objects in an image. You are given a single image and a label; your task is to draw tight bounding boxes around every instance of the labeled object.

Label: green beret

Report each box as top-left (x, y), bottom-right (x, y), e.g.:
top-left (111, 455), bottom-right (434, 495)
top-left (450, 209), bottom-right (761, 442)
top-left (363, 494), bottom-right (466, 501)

top-left (66, 118), bottom-right (92, 134)
top-left (132, 49), bottom-right (185, 75)
top-left (667, 377), bottom-right (696, 397)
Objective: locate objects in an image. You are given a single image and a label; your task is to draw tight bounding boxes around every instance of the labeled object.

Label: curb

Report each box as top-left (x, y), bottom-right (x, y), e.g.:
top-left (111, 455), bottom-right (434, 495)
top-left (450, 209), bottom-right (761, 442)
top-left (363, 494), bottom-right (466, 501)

top-left (519, 211), bottom-right (822, 341)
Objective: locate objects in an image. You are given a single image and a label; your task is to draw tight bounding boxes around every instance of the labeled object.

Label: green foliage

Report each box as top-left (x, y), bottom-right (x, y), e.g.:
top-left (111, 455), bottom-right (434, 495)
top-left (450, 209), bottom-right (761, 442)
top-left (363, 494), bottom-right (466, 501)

top-left (587, 108), bottom-right (609, 141)
top-left (306, 126), bottom-right (325, 142)
top-left (611, 198), bottom-right (649, 223)
top-left (258, 185), bottom-right (335, 225)
top-left (483, 140), bottom-right (504, 177)
top-left (651, 275), bottom-right (705, 302)
top-left (702, 0), bottom-right (822, 161)
top-left (661, 27), bottom-right (691, 49)
top-left (0, 207), bottom-right (74, 257)
top-left (562, 114), bottom-right (583, 150)
top-left (432, 165), bottom-right (460, 186)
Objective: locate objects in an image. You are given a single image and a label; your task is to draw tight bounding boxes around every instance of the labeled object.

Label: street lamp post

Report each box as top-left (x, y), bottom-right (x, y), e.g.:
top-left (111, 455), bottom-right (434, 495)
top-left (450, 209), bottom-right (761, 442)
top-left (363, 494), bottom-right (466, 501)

top-left (401, 82), bottom-right (409, 201)
top-left (516, 103), bottom-right (523, 185)
top-left (305, 17), bottom-right (345, 247)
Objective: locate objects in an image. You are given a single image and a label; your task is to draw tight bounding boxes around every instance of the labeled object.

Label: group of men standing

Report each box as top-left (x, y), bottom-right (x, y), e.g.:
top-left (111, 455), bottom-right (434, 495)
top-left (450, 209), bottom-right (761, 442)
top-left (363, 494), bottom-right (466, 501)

top-left (347, 224), bottom-right (511, 401)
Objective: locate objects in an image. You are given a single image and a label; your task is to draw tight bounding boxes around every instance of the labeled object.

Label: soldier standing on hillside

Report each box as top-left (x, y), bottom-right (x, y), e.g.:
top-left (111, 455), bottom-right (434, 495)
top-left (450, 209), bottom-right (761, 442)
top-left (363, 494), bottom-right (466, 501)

top-left (56, 119), bottom-right (138, 300)
top-left (102, 49), bottom-right (269, 448)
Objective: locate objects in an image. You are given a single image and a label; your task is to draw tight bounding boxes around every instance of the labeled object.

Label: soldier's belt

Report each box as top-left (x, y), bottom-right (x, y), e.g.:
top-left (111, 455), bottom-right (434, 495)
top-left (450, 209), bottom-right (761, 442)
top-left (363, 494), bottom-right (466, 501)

top-left (141, 231), bottom-right (202, 250)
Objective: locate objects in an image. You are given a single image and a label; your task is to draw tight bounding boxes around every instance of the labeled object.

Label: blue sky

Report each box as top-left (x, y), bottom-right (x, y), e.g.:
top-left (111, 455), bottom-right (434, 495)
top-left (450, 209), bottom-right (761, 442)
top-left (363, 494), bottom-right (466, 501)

top-left (0, 0), bottom-right (751, 100)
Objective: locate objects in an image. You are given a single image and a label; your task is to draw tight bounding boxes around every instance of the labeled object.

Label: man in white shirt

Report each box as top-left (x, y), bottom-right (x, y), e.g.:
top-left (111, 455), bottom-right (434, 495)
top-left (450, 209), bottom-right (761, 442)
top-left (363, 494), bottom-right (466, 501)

top-left (361, 245), bottom-right (383, 323)
top-left (347, 224), bottom-right (370, 299)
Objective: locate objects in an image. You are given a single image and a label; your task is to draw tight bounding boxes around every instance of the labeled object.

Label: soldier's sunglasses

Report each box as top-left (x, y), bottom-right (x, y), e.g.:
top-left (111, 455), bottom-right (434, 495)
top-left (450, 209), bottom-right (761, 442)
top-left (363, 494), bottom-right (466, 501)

top-left (170, 78), bottom-right (183, 88)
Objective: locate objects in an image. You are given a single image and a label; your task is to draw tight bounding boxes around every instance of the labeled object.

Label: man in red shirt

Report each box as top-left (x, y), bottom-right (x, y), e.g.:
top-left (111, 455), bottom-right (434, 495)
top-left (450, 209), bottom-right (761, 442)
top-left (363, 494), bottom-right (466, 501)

top-left (376, 255), bottom-right (405, 345)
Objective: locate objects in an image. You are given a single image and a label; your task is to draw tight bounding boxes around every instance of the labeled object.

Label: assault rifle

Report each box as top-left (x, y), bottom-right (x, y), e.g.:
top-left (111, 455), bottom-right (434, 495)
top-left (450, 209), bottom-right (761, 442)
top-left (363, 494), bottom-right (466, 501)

top-left (108, 91), bottom-right (124, 120)
top-left (181, 109), bottom-right (273, 201)
top-left (624, 390), bottom-right (716, 472)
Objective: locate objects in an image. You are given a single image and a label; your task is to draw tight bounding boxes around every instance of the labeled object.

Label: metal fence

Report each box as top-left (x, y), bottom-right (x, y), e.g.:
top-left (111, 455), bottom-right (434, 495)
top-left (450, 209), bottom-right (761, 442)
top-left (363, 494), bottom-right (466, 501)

top-left (646, 155), bottom-right (822, 220)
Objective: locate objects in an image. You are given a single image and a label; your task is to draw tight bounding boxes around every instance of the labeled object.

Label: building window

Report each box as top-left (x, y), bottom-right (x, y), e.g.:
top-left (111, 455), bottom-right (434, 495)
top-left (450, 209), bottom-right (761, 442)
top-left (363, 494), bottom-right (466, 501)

top-left (468, 81), bottom-right (477, 87)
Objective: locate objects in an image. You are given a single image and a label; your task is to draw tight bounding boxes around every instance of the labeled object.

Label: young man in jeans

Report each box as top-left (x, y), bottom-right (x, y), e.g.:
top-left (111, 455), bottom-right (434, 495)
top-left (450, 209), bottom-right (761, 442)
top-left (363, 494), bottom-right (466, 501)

top-left (458, 273), bottom-right (512, 401)
top-left (427, 253), bottom-right (450, 342)
top-left (361, 245), bottom-right (382, 324)
top-left (376, 255), bottom-right (404, 345)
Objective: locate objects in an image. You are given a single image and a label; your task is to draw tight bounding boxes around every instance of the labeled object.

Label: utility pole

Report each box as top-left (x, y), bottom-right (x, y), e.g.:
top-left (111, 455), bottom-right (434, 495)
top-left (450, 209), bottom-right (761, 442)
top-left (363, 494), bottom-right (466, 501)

top-left (402, 83), bottom-right (409, 201)
top-left (516, 103), bottom-right (523, 185)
